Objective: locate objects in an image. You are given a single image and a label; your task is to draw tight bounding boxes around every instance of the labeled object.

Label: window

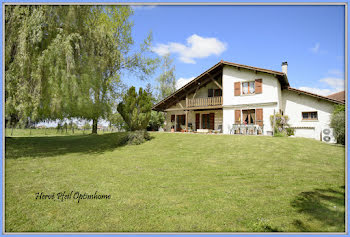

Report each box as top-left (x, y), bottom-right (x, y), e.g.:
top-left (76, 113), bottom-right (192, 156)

top-left (214, 89), bottom-right (222, 97)
top-left (302, 112), bottom-right (318, 120)
top-left (242, 81), bottom-right (255, 94)
top-left (242, 109), bottom-right (255, 124)
top-left (177, 115), bottom-right (186, 125)
top-left (208, 89), bottom-right (222, 97)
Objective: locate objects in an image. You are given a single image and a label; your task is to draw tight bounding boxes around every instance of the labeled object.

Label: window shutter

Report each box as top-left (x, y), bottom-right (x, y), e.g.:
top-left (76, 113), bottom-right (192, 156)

top-left (256, 108), bottom-right (263, 126)
top-left (255, 79), bottom-right (262, 94)
top-left (195, 113), bottom-right (200, 130)
top-left (208, 89), bottom-right (213, 97)
top-left (171, 114), bottom-right (175, 122)
top-left (234, 82), bottom-right (241, 96)
top-left (235, 110), bottom-right (241, 124)
top-left (209, 113), bottom-right (215, 130)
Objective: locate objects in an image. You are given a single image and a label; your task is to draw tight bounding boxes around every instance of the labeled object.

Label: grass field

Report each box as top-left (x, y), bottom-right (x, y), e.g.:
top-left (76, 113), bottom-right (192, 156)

top-left (5, 132), bottom-right (345, 232)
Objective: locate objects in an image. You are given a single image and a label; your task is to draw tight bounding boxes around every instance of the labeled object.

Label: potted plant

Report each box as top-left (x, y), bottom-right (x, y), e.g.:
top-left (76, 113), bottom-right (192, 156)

top-left (180, 124), bottom-right (186, 133)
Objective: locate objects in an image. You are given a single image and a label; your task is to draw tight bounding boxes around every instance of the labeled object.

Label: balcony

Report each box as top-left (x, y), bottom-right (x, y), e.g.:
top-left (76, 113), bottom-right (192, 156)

top-left (186, 96), bottom-right (222, 108)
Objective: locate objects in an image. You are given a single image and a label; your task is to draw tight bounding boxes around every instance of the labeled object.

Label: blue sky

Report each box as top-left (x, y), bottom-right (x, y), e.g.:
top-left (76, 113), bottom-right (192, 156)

top-left (126, 5), bottom-right (345, 96)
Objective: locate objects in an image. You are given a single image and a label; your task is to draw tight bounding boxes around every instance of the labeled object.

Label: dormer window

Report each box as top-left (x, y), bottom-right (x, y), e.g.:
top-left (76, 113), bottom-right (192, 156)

top-left (242, 81), bottom-right (255, 94)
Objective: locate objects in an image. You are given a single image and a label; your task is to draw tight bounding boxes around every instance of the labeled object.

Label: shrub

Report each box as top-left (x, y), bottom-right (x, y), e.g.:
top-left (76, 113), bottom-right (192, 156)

top-left (286, 127), bottom-right (295, 136)
top-left (270, 113), bottom-right (293, 137)
top-left (147, 111), bottom-right (165, 131)
top-left (127, 130), bottom-right (151, 145)
top-left (330, 111), bottom-right (345, 145)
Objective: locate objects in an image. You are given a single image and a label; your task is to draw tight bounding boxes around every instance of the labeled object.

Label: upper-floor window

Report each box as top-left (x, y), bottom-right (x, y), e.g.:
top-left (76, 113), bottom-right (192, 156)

top-left (208, 89), bottom-right (222, 97)
top-left (242, 81), bottom-right (255, 94)
top-left (234, 79), bottom-right (262, 96)
top-left (302, 111), bottom-right (318, 121)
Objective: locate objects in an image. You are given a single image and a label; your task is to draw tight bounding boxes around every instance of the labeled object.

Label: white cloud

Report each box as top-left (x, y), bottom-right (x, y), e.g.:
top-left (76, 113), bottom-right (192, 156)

top-left (309, 42), bottom-right (327, 54)
top-left (298, 87), bottom-right (334, 96)
top-left (176, 77), bottom-right (195, 89)
top-left (298, 77), bottom-right (344, 96)
top-left (320, 77), bottom-right (345, 91)
top-left (310, 42), bottom-right (320, 53)
top-left (152, 34), bottom-right (227, 64)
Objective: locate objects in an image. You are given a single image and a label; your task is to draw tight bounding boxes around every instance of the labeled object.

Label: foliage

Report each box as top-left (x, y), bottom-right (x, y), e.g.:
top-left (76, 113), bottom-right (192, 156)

top-left (5, 128), bottom-right (116, 137)
top-left (330, 110), bottom-right (345, 145)
top-left (155, 53), bottom-right (176, 100)
top-left (108, 113), bottom-right (126, 131)
top-left (147, 111), bottom-right (165, 131)
top-left (126, 130), bottom-right (151, 145)
top-left (286, 127), bottom-right (295, 136)
top-left (82, 122), bottom-right (91, 130)
top-left (117, 86), bottom-right (152, 131)
top-left (5, 6), bottom-right (158, 133)
top-left (333, 104), bottom-right (345, 114)
top-left (270, 113), bottom-right (293, 137)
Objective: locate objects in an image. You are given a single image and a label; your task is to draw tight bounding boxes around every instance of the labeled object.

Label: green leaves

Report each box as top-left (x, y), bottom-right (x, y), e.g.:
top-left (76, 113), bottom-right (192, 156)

top-left (5, 5), bottom-right (158, 131)
top-left (156, 53), bottom-right (176, 100)
top-left (117, 86), bottom-right (152, 131)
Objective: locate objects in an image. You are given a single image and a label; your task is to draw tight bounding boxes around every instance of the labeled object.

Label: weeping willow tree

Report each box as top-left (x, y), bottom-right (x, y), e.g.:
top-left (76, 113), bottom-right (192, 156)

top-left (5, 5), bottom-right (157, 133)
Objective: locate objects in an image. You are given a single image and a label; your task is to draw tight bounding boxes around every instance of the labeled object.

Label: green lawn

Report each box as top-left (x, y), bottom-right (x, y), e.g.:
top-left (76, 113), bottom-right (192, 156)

top-left (5, 132), bottom-right (345, 232)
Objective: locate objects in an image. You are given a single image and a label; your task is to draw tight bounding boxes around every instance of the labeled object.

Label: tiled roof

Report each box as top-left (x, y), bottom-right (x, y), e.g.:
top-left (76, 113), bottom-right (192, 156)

top-left (287, 87), bottom-right (345, 104)
top-left (327, 91), bottom-right (345, 103)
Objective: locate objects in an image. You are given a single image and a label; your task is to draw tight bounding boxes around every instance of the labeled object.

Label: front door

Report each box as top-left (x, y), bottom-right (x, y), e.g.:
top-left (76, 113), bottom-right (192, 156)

top-left (176, 115), bottom-right (185, 131)
top-left (202, 113), bottom-right (215, 129)
top-left (202, 114), bottom-right (210, 129)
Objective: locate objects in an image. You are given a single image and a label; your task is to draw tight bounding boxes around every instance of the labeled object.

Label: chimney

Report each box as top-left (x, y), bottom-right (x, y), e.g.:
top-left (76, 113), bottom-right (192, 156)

top-left (282, 62), bottom-right (288, 76)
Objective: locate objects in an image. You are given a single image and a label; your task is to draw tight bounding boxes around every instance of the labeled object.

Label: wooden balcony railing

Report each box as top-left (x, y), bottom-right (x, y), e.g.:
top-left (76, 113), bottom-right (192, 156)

top-left (186, 96), bottom-right (222, 108)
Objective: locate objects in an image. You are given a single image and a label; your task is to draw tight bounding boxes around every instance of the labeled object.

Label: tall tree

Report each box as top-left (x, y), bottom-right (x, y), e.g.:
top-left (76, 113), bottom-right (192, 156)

top-left (155, 53), bottom-right (176, 100)
top-left (117, 86), bottom-right (152, 131)
top-left (5, 5), bottom-right (158, 133)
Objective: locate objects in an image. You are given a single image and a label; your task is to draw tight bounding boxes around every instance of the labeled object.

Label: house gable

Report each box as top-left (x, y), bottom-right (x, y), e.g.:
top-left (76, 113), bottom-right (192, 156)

top-left (152, 60), bottom-right (289, 111)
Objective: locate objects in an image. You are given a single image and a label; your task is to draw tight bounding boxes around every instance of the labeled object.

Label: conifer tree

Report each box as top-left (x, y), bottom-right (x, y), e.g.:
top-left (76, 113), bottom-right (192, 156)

top-left (117, 86), bottom-right (152, 131)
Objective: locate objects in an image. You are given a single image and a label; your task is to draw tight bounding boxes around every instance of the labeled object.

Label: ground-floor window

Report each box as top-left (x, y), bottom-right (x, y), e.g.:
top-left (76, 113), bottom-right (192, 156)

top-left (302, 111), bottom-right (318, 120)
top-left (242, 109), bottom-right (255, 124)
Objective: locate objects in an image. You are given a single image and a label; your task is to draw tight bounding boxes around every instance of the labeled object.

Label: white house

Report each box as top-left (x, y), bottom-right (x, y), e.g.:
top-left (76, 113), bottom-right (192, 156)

top-left (152, 60), bottom-right (345, 141)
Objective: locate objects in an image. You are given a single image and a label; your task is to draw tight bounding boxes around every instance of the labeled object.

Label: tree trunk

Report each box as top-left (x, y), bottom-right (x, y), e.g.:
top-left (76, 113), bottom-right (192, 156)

top-left (92, 119), bottom-right (98, 134)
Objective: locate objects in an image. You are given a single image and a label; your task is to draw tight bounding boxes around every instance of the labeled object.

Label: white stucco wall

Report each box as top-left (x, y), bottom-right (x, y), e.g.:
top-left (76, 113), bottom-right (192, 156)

top-left (221, 65), bottom-right (281, 135)
top-left (222, 65), bottom-right (282, 107)
top-left (281, 90), bottom-right (335, 140)
top-left (223, 104), bottom-right (277, 135)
